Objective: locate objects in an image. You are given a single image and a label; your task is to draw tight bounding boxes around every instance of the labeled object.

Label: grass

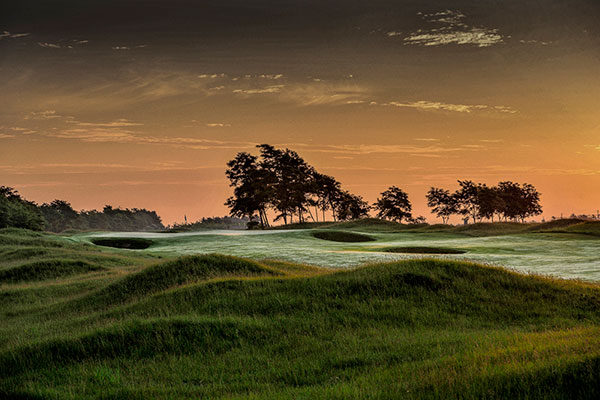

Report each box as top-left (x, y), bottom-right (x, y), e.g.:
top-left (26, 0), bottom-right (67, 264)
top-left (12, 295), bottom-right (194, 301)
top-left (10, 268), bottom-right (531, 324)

top-left (2, 227), bottom-right (600, 398)
top-left (312, 230), bottom-right (375, 242)
top-left (381, 246), bottom-right (466, 255)
top-left (0, 260), bottom-right (105, 283)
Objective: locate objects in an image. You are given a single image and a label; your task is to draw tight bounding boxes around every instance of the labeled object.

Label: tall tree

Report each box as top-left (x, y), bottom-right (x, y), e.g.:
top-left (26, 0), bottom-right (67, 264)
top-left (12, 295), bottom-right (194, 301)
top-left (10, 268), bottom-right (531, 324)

top-left (225, 152), bottom-right (272, 228)
top-left (373, 186), bottom-right (412, 223)
top-left (426, 187), bottom-right (456, 224)
top-left (335, 191), bottom-right (371, 221)
top-left (454, 180), bottom-right (480, 224)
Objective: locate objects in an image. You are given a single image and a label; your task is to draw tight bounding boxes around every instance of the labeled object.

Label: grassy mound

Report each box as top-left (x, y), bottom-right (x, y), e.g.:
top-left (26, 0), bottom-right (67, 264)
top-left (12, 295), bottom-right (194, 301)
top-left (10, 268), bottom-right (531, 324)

top-left (85, 254), bottom-right (278, 306)
top-left (531, 218), bottom-right (586, 230)
top-left (530, 220), bottom-right (600, 237)
top-left (382, 246), bottom-right (466, 254)
top-left (0, 260), bottom-right (104, 283)
top-left (312, 230), bottom-right (375, 242)
top-left (325, 218), bottom-right (408, 232)
top-left (2, 317), bottom-right (264, 376)
top-left (91, 238), bottom-right (153, 250)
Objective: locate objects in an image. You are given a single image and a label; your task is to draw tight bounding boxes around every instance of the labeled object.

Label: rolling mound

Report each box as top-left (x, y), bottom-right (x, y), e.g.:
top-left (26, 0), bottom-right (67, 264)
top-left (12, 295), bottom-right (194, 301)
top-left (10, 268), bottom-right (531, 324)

top-left (85, 254), bottom-right (279, 306)
top-left (1, 317), bottom-right (264, 376)
top-left (0, 260), bottom-right (104, 283)
top-left (4, 241), bottom-right (600, 398)
top-left (312, 230), bottom-right (375, 242)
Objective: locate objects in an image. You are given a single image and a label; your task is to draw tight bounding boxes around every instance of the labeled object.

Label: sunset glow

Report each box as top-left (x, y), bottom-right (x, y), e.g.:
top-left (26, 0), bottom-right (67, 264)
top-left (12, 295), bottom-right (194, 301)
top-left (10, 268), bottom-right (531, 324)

top-left (2, 1), bottom-right (599, 224)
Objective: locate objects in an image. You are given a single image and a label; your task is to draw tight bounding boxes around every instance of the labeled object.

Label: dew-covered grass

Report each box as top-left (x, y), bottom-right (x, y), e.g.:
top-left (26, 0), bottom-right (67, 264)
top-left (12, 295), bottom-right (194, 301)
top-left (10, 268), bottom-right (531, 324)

top-left (77, 225), bottom-right (600, 281)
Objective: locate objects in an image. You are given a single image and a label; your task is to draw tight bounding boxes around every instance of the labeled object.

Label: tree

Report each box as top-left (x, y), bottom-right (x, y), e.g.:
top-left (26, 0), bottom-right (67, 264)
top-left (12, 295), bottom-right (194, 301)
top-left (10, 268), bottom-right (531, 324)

top-left (225, 152), bottom-right (272, 228)
top-left (0, 186), bottom-right (45, 230)
top-left (426, 187), bottom-right (456, 224)
top-left (312, 172), bottom-right (342, 222)
top-left (454, 180), bottom-right (480, 224)
top-left (373, 186), bottom-right (412, 223)
top-left (476, 185), bottom-right (505, 222)
top-left (496, 181), bottom-right (542, 222)
top-left (335, 191), bottom-right (371, 221)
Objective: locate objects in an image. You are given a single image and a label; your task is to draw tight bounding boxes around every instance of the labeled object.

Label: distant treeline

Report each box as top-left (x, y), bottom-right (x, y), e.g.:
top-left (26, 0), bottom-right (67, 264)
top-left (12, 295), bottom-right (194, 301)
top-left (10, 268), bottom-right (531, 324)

top-left (226, 144), bottom-right (543, 226)
top-left (427, 180), bottom-right (542, 224)
top-left (167, 216), bottom-right (250, 232)
top-left (0, 186), bottom-right (164, 232)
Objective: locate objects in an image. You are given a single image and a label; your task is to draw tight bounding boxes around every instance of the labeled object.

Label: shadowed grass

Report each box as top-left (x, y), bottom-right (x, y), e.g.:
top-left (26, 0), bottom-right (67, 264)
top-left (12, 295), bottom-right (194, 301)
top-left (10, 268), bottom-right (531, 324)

top-left (91, 238), bottom-right (154, 250)
top-left (382, 246), bottom-right (466, 255)
top-left (0, 260), bottom-right (105, 283)
top-left (312, 230), bottom-right (375, 242)
top-left (81, 254), bottom-right (279, 307)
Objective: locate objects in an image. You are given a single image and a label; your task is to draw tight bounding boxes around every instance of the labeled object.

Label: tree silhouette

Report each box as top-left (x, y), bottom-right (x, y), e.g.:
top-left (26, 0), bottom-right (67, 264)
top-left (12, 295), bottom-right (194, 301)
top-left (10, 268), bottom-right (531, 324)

top-left (373, 186), bottom-right (412, 223)
top-left (426, 187), bottom-right (456, 224)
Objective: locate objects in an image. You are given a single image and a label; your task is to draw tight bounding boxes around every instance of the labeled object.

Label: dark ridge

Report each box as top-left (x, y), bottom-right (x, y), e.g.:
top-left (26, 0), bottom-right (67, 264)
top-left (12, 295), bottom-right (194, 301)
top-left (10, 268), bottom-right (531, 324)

top-left (312, 231), bottom-right (375, 243)
top-left (84, 254), bottom-right (278, 306)
top-left (0, 247), bottom-right (51, 261)
top-left (0, 318), bottom-right (266, 376)
top-left (0, 260), bottom-right (104, 283)
top-left (383, 246), bottom-right (466, 255)
top-left (91, 238), bottom-right (153, 250)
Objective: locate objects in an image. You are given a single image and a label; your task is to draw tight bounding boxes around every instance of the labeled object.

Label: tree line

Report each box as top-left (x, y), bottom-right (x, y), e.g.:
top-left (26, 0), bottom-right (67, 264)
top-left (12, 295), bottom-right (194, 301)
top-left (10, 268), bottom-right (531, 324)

top-left (226, 145), bottom-right (543, 226)
top-left (427, 180), bottom-right (542, 224)
top-left (0, 186), bottom-right (164, 232)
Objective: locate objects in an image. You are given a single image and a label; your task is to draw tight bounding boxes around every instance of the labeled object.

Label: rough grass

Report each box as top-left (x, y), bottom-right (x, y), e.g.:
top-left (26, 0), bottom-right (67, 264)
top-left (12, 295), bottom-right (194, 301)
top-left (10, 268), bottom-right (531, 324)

top-left (2, 229), bottom-right (600, 399)
top-left (82, 254), bottom-right (279, 307)
top-left (312, 230), bottom-right (375, 242)
top-left (91, 237), bottom-right (153, 249)
top-left (0, 260), bottom-right (105, 283)
top-left (382, 246), bottom-right (466, 254)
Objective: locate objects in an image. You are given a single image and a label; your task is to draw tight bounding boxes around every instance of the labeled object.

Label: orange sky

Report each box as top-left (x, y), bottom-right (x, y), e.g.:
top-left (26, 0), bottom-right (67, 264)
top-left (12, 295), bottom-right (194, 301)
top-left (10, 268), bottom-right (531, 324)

top-left (1, 1), bottom-right (599, 224)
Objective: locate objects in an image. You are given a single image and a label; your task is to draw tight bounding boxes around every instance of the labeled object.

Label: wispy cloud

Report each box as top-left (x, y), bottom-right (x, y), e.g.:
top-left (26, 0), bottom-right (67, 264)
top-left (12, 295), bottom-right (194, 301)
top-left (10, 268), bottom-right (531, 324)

top-left (38, 42), bottom-right (61, 49)
top-left (206, 123), bottom-right (231, 127)
top-left (0, 133), bottom-right (15, 139)
top-left (26, 110), bottom-right (66, 119)
top-left (397, 10), bottom-right (503, 47)
top-left (1, 31), bottom-right (30, 39)
top-left (233, 85), bottom-right (284, 95)
top-left (69, 118), bottom-right (144, 127)
top-left (112, 44), bottom-right (146, 50)
top-left (379, 100), bottom-right (516, 114)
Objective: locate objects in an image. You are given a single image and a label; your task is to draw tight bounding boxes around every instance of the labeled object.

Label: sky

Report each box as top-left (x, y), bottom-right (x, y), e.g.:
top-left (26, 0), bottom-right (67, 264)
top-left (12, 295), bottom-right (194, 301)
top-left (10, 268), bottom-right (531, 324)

top-left (1, 0), bottom-right (600, 225)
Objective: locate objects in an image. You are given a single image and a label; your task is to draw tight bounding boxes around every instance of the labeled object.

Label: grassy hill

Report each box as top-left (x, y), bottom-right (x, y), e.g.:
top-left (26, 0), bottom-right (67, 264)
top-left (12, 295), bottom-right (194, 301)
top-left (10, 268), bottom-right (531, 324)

top-left (2, 228), bottom-right (600, 398)
top-left (276, 218), bottom-right (600, 238)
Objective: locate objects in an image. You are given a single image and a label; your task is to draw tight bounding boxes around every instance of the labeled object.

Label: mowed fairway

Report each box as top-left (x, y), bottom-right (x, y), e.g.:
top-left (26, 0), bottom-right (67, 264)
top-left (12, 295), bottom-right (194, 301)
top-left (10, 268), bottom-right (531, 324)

top-left (2, 221), bottom-right (600, 399)
top-left (77, 219), bottom-right (600, 281)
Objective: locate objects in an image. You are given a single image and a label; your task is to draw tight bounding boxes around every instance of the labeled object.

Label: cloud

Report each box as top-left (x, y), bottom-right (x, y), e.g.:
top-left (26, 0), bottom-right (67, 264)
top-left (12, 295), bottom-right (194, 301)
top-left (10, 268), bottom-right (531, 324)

top-left (9, 127), bottom-right (36, 135)
top-left (112, 46), bottom-right (130, 50)
top-left (277, 82), bottom-right (369, 106)
top-left (38, 42), bottom-right (61, 49)
top-left (0, 133), bottom-right (15, 139)
top-left (70, 118), bottom-right (144, 127)
top-left (26, 110), bottom-right (65, 119)
top-left (397, 10), bottom-right (503, 47)
top-left (0, 31), bottom-right (30, 39)
top-left (233, 85), bottom-right (284, 94)
top-left (198, 73), bottom-right (227, 79)
top-left (206, 123), bottom-right (231, 127)
top-left (381, 100), bottom-right (517, 114)
top-left (259, 74), bottom-right (283, 79)
top-left (286, 142), bottom-right (474, 156)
